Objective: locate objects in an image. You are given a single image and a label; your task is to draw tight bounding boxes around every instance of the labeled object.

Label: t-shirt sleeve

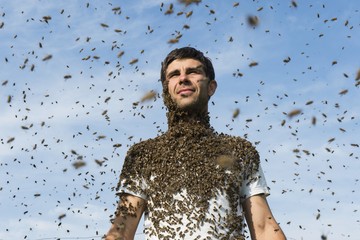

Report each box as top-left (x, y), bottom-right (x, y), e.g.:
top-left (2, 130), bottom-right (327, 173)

top-left (117, 178), bottom-right (148, 200)
top-left (240, 164), bottom-right (270, 202)
top-left (116, 146), bottom-right (148, 201)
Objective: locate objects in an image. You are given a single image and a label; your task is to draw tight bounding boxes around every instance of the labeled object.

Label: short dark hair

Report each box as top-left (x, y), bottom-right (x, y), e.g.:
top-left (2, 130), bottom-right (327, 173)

top-left (160, 47), bottom-right (215, 82)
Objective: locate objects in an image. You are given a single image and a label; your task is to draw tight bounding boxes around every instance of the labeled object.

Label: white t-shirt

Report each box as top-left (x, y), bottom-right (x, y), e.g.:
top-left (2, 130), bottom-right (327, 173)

top-left (118, 165), bottom-right (269, 240)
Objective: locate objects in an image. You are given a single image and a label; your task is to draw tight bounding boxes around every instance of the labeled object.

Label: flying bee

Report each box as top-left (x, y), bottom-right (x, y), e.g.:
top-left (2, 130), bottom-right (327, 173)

top-left (247, 15), bottom-right (259, 27)
top-left (287, 109), bottom-right (302, 118)
top-left (164, 3), bottom-right (174, 15)
top-left (72, 161), bottom-right (86, 169)
top-left (339, 89), bottom-right (348, 95)
top-left (42, 54), bottom-right (52, 61)
top-left (42, 15), bottom-right (51, 23)
top-left (141, 91), bottom-right (157, 103)
top-left (356, 69), bottom-right (360, 80)
top-left (249, 61), bottom-right (258, 67)
top-left (129, 58), bottom-right (138, 65)
top-left (232, 108), bottom-right (240, 119)
top-left (186, 11), bottom-right (193, 18)
top-left (100, 23), bottom-right (109, 28)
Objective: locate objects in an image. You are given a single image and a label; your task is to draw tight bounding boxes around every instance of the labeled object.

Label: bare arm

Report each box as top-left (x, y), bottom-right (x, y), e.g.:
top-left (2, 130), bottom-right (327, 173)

top-left (104, 194), bottom-right (146, 240)
top-left (243, 194), bottom-right (286, 240)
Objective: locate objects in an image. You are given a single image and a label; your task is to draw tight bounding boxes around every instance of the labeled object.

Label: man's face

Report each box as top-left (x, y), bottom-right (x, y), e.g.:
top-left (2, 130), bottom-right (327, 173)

top-left (165, 58), bottom-right (217, 112)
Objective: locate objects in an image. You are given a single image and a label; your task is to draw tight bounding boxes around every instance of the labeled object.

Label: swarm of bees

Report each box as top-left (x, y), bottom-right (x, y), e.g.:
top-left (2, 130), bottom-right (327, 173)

top-left (1, 1), bottom-right (358, 240)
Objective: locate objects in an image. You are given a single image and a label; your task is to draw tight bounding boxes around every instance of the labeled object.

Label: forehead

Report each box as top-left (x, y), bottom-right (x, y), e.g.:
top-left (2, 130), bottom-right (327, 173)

top-left (166, 58), bottom-right (203, 73)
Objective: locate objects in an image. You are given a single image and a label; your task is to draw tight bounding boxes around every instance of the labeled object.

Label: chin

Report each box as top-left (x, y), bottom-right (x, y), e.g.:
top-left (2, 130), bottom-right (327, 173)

top-left (178, 102), bottom-right (206, 113)
top-left (176, 100), bottom-right (196, 109)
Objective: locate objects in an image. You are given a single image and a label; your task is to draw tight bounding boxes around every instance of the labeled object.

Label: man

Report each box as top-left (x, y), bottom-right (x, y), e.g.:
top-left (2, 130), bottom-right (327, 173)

top-left (105, 47), bottom-right (286, 240)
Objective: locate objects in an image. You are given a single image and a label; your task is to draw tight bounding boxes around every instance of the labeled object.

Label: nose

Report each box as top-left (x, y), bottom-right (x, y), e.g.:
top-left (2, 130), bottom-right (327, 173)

top-left (178, 72), bottom-right (190, 84)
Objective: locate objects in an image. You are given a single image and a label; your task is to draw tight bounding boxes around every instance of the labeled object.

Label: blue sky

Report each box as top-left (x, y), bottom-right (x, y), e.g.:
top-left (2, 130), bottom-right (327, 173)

top-left (0, 0), bottom-right (359, 239)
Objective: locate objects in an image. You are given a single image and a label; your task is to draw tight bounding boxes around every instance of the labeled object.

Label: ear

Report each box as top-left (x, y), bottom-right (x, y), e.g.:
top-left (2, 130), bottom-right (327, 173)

top-left (208, 80), bottom-right (217, 97)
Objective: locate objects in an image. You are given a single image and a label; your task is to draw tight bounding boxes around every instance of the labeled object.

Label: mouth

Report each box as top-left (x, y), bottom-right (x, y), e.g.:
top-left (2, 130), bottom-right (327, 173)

top-left (177, 88), bottom-right (195, 95)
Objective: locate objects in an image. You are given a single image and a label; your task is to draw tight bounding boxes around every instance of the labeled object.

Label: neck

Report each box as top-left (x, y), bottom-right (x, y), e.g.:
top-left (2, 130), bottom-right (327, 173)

top-left (165, 106), bottom-right (214, 138)
top-left (168, 108), bottom-right (210, 126)
top-left (162, 85), bottom-right (213, 136)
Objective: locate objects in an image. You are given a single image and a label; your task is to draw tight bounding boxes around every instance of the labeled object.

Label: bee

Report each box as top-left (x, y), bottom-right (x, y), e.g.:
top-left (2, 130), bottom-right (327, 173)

top-left (339, 89), bottom-right (348, 95)
top-left (248, 61), bottom-right (258, 67)
top-left (287, 109), bottom-right (302, 118)
top-left (247, 15), bottom-right (259, 27)
top-left (186, 11), bottom-right (193, 18)
top-left (104, 96), bottom-right (111, 103)
top-left (232, 108), bottom-right (240, 119)
top-left (129, 58), bottom-right (138, 65)
top-left (291, 1), bottom-right (298, 8)
top-left (112, 7), bottom-right (121, 14)
top-left (283, 57), bottom-right (291, 63)
top-left (117, 51), bottom-right (125, 58)
top-left (141, 91), bottom-right (157, 103)
top-left (168, 38), bottom-right (179, 44)
top-left (72, 161), bottom-right (86, 169)
top-left (355, 69), bottom-right (360, 80)
top-left (216, 155), bottom-right (235, 168)
top-left (58, 213), bottom-right (66, 220)
top-left (100, 23), bottom-right (109, 28)
top-left (42, 15), bottom-right (52, 23)
top-left (95, 159), bottom-right (105, 166)
top-left (164, 4), bottom-right (174, 15)
top-left (42, 54), bottom-right (52, 61)
top-left (97, 135), bottom-right (106, 140)
top-left (178, 0), bottom-right (201, 6)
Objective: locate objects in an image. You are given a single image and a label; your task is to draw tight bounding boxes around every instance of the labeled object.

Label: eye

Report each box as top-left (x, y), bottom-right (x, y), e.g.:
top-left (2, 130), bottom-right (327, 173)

top-left (187, 68), bottom-right (204, 75)
top-left (167, 72), bottom-right (179, 80)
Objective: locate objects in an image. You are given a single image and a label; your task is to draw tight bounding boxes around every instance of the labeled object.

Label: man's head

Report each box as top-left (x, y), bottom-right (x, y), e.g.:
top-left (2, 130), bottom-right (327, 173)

top-left (161, 47), bottom-right (217, 114)
top-left (161, 47), bottom-right (215, 83)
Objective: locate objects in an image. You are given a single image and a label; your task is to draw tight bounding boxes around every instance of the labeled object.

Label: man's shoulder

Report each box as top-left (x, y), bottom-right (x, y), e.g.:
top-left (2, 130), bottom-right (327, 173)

top-left (216, 132), bottom-right (259, 161)
top-left (128, 134), bottom-right (165, 153)
top-left (217, 132), bottom-right (254, 146)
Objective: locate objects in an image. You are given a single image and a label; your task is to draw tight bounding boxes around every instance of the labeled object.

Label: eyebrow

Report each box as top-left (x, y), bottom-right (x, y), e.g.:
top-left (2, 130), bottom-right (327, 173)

top-left (186, 65), bottom-right (204, 73)
top-left (166, 65), bottom-right (204, 79)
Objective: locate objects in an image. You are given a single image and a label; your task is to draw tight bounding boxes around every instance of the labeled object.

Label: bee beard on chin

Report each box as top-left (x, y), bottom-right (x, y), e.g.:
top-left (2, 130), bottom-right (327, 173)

top-left (162, 86), bottom-right (210, 128)
top-left (166, 102), bottom-right (210, 130)
top-left (172, 97), bottom-right (208, 115)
